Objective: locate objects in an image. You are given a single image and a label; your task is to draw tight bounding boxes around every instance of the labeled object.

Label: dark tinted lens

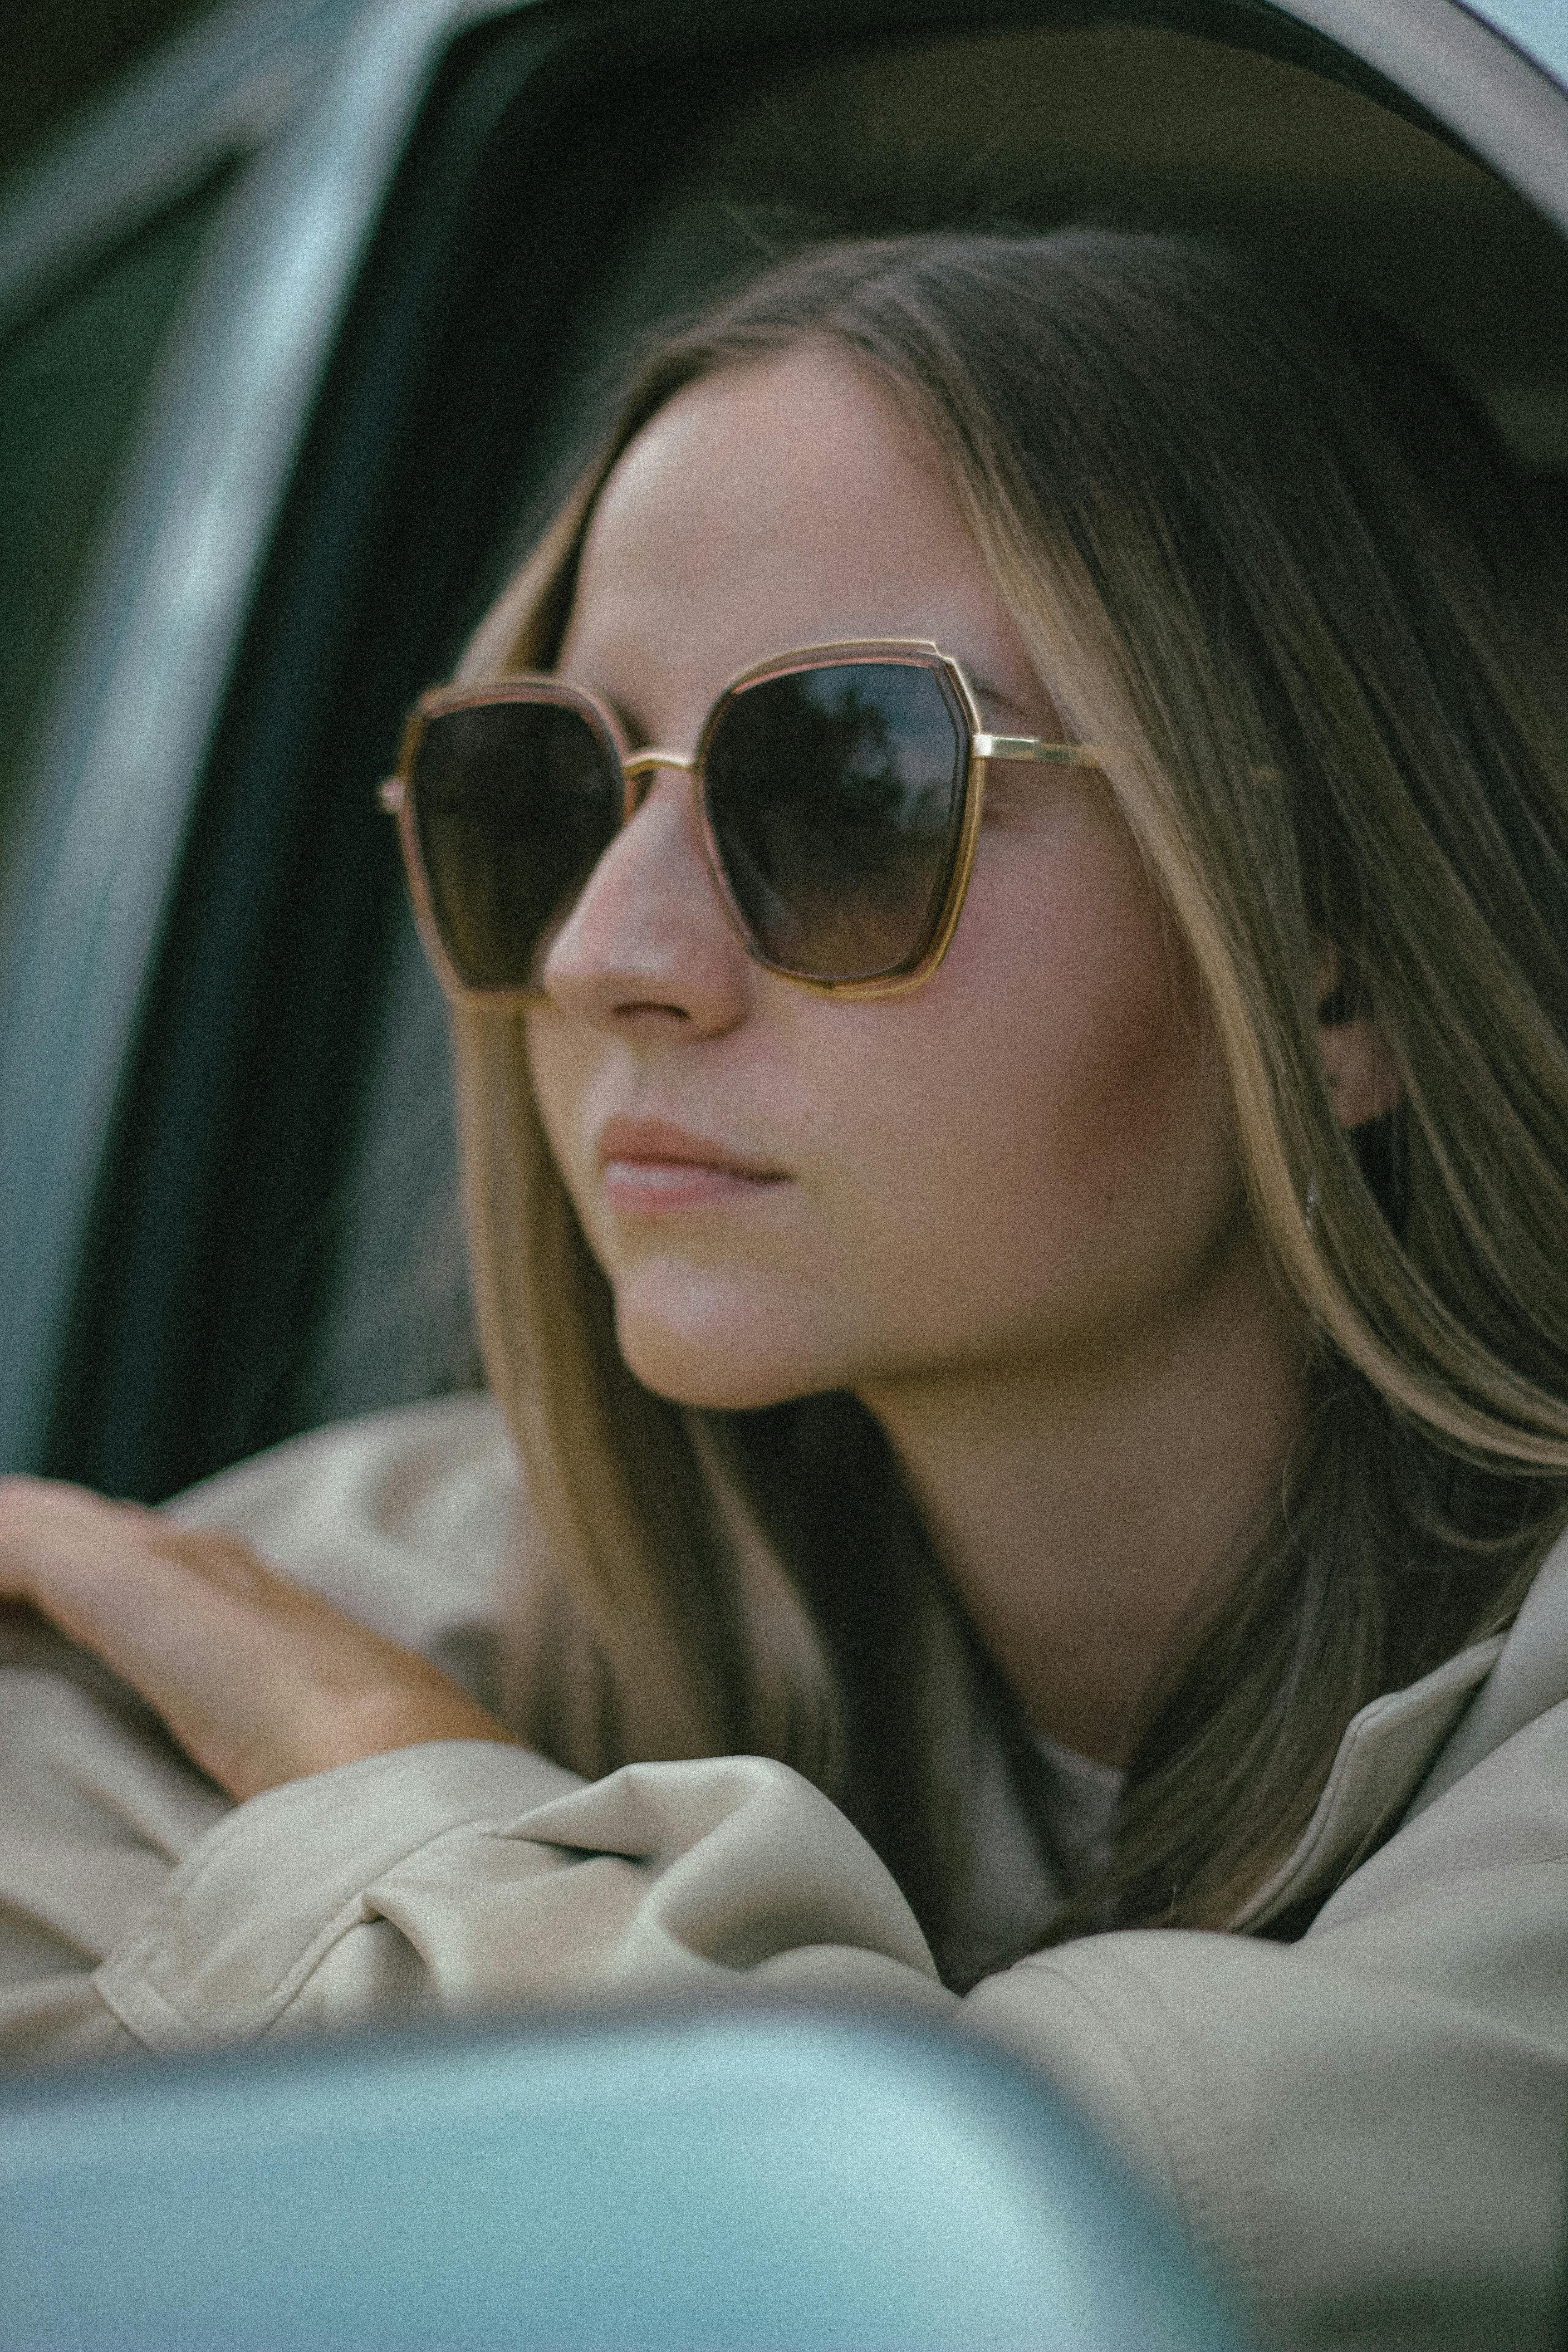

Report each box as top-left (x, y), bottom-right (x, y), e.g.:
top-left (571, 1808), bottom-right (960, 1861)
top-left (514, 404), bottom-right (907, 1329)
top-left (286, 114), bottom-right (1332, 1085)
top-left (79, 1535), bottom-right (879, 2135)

top-left (412, 700), bottom-right (620, 990)
top-left (704, 662), bottom-right (965, 980)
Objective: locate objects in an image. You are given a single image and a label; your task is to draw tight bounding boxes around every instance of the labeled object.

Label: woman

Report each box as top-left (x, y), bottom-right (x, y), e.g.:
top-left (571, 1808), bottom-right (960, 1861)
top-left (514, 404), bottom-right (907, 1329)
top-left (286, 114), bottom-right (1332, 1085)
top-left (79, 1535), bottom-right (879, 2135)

top-left (2, 230), bottom-right (1566, 2342)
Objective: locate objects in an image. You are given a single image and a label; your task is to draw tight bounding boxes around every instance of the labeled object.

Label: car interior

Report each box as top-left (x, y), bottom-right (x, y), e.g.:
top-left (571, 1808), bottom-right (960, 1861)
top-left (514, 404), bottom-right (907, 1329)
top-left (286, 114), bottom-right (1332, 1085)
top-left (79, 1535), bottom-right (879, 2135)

top-left (7, 0), bottom-right (1568, 1511)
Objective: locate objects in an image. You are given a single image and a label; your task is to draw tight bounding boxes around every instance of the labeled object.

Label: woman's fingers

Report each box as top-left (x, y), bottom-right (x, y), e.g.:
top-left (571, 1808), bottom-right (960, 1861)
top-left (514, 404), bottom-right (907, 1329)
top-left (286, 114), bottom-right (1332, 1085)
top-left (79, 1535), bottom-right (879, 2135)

top-left (0, 1475), bottom-right (520, 1801)
top-left (0, 1478), bottom-right (170, 1647)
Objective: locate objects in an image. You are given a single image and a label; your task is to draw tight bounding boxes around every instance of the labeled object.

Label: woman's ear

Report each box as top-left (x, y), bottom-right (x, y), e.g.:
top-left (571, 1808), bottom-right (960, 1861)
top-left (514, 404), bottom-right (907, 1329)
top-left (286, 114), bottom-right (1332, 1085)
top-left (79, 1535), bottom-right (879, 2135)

top-left (1314, 947), bottom-right (1403, 1129)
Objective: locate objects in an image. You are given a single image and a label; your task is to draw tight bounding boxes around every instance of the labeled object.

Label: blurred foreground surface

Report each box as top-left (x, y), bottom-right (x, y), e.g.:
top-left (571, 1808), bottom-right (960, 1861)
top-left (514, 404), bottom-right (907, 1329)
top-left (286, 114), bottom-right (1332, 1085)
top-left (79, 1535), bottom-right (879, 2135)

top-left (0, 2004), bottom-right (1239, 2350)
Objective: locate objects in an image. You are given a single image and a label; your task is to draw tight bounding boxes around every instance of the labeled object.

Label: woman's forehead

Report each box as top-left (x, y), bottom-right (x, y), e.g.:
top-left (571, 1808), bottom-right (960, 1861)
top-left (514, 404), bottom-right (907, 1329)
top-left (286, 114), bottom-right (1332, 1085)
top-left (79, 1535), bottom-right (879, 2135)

top-left (581, 350), bottom-right (959, 574)
top-left (559, 350), bottom-right (1044, 724)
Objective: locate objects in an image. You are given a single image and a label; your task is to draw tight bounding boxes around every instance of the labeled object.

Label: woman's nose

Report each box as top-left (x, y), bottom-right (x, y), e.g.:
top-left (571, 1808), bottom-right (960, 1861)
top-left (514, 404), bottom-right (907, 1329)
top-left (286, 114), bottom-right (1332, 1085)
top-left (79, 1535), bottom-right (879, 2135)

top-left (538, 767), bottom-right (751, 1036)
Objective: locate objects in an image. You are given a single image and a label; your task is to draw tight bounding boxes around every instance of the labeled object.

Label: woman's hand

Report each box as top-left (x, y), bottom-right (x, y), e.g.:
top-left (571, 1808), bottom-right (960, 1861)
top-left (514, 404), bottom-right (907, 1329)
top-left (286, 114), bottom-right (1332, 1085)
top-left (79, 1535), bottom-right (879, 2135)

top-left (0, 1475), bottom-right (524, 1803)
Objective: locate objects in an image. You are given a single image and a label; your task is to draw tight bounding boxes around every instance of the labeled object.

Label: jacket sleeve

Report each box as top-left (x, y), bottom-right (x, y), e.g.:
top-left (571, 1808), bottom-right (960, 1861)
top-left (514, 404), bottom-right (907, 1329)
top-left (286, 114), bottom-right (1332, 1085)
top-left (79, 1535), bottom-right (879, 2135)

top-left (0, 1695), bottom-right (954, 2067)
top-left (89, 1744), bottom-right (953, 2045)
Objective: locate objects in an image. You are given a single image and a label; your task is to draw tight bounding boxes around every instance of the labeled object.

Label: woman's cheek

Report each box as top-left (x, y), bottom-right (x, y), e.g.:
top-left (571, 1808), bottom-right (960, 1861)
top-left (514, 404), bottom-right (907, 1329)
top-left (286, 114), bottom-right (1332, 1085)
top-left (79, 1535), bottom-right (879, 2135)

top-left (812, 855), bottom-right (1233, 1352)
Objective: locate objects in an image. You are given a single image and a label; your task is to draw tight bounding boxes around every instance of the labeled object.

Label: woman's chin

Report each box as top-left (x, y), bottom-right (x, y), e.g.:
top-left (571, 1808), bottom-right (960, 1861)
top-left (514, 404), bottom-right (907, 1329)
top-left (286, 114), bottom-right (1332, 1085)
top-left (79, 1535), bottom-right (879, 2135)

top-left (612, 1299), bottom-right (846, 1414)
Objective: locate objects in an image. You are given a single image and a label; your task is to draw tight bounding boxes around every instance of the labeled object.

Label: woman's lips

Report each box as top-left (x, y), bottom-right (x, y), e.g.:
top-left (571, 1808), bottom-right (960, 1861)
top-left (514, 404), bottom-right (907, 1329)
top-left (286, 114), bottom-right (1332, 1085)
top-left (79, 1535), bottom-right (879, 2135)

top-left (595, 1118), bottom-right (789, 1215)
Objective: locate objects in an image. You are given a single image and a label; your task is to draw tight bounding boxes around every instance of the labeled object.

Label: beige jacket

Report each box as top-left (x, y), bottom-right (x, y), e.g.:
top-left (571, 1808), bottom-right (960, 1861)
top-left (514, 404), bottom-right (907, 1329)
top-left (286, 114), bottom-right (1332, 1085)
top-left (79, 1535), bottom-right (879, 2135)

top-left (1, 1395), bottom-right (1564, 2350)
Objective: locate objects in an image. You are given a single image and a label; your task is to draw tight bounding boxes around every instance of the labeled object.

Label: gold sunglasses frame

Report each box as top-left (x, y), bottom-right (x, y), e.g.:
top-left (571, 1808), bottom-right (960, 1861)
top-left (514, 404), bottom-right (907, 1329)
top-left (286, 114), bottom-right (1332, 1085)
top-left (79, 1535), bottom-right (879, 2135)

top-left (378, 638), bottom-right (1105, 1004)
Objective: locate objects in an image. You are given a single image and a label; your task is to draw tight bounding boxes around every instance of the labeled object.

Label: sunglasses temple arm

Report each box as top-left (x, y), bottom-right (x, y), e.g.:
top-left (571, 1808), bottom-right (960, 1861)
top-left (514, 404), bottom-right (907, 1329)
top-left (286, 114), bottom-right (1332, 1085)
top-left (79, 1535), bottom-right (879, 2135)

top-left (971, 735), bottom-right (1106, 768)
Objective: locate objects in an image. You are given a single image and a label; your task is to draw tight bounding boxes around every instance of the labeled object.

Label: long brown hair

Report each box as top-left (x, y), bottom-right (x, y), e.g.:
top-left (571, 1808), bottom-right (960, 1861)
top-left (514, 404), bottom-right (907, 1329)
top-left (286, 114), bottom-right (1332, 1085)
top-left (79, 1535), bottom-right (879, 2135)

top-left (448, 230), bottom-right (1568, 1973)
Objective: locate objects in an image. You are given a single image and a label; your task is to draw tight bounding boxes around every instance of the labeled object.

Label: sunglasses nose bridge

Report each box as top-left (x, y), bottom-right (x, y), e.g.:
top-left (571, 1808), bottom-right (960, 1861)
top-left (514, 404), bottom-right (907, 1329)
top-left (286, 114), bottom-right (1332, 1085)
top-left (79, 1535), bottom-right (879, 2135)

top-left (620, 746), bottom-right (698, 816)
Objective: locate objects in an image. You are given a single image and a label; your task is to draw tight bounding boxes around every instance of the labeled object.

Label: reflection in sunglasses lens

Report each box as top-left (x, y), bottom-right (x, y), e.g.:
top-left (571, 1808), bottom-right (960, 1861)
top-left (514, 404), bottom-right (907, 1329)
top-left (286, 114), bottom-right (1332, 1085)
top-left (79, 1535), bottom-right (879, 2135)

top-left (415, 701), bottom-right (621, 989)
top-left (705, 663), bottom-right (965, 979)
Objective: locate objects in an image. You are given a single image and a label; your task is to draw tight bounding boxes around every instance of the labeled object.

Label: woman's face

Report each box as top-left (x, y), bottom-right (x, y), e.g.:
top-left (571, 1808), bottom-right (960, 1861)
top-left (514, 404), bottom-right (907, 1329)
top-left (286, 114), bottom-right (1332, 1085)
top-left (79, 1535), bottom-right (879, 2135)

top-left (527, 345), bottom-right (1248, 1412)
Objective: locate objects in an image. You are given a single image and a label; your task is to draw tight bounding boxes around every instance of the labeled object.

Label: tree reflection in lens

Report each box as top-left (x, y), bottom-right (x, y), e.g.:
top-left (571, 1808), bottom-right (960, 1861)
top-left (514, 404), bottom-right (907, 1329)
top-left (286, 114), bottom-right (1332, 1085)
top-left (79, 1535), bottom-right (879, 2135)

top-left (706, 663), bottom-right (964, 978)
top-left (418, 702), bottom-right (621, 990)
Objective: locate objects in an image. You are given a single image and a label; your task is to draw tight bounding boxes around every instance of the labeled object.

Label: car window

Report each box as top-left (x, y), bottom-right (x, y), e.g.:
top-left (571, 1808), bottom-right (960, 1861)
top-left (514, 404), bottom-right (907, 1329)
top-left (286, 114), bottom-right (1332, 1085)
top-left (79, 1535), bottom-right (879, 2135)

top-left (0, 172), bottom-right (232, 881)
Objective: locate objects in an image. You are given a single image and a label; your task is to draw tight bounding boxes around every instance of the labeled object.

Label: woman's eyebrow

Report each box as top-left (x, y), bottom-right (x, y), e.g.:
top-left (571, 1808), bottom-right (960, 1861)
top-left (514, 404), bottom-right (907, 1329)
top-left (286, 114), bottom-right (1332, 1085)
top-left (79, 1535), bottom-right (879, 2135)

top-left (575, 680), bottom-right (648, 744)
top-left (967, 669), bottom-right (1073, 737)
top-left (967, 672), bottom-right (1033, 722)
top-left (597, 669), bottom-right (1037, 738)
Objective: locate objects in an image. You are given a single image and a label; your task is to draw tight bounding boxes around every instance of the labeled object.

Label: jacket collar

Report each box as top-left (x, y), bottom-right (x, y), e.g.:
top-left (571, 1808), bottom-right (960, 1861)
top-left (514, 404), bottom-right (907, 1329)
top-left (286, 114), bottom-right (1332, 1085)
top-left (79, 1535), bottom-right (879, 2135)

top-left (1230, 1633), bottom-right (1502, 1931)
top-left (1233, 1519), bottom-right (1568, 1931)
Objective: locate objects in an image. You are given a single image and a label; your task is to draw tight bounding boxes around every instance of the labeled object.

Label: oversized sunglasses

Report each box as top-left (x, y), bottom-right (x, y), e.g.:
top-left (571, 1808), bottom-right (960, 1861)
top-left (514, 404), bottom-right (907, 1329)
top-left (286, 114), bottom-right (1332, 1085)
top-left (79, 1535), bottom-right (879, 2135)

top-left (379, 639), bottom-right (1106, 1001)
